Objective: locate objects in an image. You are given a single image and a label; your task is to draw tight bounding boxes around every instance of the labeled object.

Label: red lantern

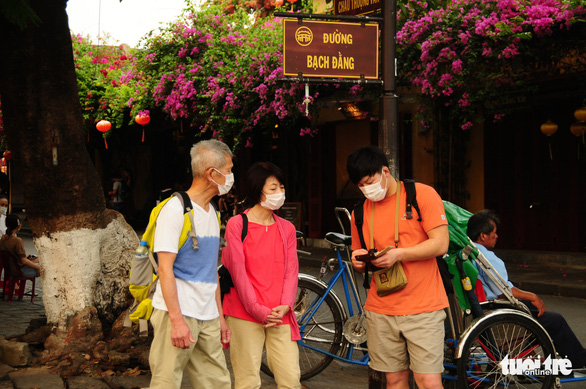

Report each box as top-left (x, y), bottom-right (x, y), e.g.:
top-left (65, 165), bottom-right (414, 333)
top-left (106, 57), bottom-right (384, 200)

top-left (3, 150), bottom-right (12, 162)
top-left (135, 114), bottom-right (150, 142)
top-left (96, 120), bottom-right (112, 149)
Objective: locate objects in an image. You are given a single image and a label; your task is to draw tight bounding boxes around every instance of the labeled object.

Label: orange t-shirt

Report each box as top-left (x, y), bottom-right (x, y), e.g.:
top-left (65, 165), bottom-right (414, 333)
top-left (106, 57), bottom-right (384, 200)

top-left (351, 182), bottom-right (449, 316)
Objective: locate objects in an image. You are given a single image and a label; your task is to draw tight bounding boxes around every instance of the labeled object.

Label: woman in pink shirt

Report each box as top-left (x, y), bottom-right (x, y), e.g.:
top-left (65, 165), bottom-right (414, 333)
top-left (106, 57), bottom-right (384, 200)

top-left (221, 162), bottom-right (300, 389)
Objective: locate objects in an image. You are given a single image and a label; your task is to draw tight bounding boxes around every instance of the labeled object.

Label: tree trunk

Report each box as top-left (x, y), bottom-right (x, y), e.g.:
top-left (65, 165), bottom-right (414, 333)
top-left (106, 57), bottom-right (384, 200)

top-left (0, 0), bottom-right (138, 335)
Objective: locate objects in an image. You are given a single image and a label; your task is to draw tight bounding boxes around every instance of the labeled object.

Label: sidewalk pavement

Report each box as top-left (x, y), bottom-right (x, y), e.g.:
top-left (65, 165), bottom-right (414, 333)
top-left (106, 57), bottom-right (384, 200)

top-left (0, 237), bottom-right (584, 388)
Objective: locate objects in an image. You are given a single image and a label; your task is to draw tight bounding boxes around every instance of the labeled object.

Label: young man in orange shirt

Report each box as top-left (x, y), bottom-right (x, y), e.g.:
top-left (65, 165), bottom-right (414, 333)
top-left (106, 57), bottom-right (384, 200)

top-left (347, 146), bottom-right (449, 389)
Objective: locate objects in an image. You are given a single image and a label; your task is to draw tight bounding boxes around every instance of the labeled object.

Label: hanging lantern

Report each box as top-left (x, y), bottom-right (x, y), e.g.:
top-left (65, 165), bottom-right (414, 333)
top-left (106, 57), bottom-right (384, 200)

top-left (540, 120), bottom-right (558, 136)
top-left (96, 120), bottom-right (112, 149)
top-left (570, 121), bottom-right (586, 153)
top-left (570, 122), bottom-right (586, 137)
top-left (135, 113), bottom-right (151, 142)
top-left (574, 107), bottom-right (586, 122)
top-left (540, 120), bottom-right (558, 160)
top-left (0, 158), bottom-right (6, 174)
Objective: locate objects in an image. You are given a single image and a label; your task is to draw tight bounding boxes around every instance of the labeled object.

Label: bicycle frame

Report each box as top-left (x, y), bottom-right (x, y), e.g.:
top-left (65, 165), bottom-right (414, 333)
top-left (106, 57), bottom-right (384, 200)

top-left (297, 244), bottom-right (369, 366)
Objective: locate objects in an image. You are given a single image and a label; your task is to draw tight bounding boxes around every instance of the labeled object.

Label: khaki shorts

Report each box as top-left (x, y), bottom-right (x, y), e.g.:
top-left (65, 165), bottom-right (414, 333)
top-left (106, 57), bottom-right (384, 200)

top-left (365, 309), bottom-right (446, 374)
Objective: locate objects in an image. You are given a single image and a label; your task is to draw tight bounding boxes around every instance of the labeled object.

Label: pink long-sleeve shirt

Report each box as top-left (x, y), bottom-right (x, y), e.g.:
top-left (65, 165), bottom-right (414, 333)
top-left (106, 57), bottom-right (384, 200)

top-left (221, 211), bottom-right (300, 340)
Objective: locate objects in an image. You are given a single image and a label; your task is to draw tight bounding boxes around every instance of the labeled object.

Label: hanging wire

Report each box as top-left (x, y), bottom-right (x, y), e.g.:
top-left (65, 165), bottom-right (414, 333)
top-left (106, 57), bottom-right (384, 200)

top-left (94, 0), bottom-right (102, 77)
top-left (97, 0), bottom-right (102, 48)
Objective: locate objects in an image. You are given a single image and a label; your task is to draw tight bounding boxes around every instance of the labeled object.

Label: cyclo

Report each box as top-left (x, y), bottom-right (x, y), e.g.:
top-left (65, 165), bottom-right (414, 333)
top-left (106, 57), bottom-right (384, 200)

top-left (261, 202), bottom-right (585, 388)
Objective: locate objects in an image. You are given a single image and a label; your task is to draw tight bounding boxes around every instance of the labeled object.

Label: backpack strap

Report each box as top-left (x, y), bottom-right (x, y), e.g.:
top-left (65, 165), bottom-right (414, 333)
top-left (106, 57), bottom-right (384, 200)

top-left (403, 179), bottom-right (421, 222)
top-left (353, 198), bottom-right (372, 289)
top-left (174, 191), bottom-right (199, 251)
top-left (353, 198), bottom-right (367, 250)
top-left (219, 212), bottom-right (248, 302)
top-left (241, 213), bottom-right (248, 242)
top-left (175, 191), bottom-right (192, 214)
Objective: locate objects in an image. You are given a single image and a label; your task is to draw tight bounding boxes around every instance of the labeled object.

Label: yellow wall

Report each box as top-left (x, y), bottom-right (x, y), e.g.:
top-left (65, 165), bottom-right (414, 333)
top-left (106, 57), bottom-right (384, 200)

top-left (336, 120), bottom-right (372, 199)
top-left (411, 118), bottom-right (435, 186)
top-left (312, 0), bottom-right (332, 14)
top-left (465, 122), bottom-right (485, 212)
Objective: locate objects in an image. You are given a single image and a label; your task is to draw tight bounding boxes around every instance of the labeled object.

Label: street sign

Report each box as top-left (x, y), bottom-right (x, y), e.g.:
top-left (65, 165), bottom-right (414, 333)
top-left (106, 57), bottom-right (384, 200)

top-left (334, 0), bottom-right (381, 16)
top-left (282, 19), bottom-right (379, 79)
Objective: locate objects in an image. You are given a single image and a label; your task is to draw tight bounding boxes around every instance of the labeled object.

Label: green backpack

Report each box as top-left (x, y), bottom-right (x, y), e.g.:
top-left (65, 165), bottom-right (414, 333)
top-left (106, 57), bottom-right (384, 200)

top-left (125, 191), bottom-right (220, 335)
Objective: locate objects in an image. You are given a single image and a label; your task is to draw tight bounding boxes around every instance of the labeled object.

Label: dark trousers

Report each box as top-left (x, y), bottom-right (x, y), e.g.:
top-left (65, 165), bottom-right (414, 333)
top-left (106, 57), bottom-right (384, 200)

top-left (523, 300), bottom-right (586, 368)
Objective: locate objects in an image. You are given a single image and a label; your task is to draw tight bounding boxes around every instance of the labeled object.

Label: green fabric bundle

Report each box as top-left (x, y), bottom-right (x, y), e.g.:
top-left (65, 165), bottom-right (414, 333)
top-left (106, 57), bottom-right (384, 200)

top-left (442, 201), bottom-right (481, 311)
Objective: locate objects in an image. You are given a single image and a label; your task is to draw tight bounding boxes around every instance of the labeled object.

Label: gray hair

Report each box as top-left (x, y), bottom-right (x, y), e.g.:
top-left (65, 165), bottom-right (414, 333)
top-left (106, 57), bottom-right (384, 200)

top-left (190, 140), bottom-right (233, 178)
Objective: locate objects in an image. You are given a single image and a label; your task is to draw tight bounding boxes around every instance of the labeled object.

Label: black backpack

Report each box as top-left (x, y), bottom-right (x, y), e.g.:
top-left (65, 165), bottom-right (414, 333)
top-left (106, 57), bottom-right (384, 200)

top-left (218, 213), bottom-right (249, 300)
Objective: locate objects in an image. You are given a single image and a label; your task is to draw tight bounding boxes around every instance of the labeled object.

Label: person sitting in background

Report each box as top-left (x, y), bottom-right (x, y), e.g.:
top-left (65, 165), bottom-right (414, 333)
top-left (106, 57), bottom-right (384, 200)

top-left (467, 210), bottom-right (586, 370)
top-left (0, 195), bottom-right (8, 236)
top-left (0, 213), bottom-right (40, 277)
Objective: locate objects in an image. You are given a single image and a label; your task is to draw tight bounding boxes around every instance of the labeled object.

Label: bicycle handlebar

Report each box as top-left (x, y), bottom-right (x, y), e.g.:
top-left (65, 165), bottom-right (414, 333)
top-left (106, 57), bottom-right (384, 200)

top-left (334, 207), bottom-right (351, 235)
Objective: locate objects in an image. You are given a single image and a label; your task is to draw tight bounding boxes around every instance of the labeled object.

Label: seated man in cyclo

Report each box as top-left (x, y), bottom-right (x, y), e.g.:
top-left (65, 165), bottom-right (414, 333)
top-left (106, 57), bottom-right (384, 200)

top-left (467, 210), bottom-right (586, 371)
top-left (347, 146), bottom-right (449, 389)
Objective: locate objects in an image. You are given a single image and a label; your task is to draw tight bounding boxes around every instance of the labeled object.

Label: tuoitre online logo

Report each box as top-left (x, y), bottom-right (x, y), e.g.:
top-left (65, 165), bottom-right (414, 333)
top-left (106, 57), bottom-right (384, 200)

top-left (500, 355), bottom-right (573, 376)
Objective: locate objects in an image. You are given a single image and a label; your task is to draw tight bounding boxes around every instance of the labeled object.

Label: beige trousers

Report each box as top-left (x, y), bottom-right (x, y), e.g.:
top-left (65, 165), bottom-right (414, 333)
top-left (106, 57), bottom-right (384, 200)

top-left (226, 316), bottom-right (301, 389)
top-left (148, 309), bottom-right (231, 389)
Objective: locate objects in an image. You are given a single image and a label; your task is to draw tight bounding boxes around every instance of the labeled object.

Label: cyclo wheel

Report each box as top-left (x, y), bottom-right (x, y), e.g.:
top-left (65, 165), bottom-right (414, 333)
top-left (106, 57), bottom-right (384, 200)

top-left (457, 312), bottom-right (555, 388)
top-left (260, 277), bottom-right (346, 380)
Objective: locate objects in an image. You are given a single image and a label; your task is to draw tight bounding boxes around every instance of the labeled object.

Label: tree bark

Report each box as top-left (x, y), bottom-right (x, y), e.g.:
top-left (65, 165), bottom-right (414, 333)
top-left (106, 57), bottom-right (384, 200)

top-left (0, 0), bottom-right (138, 334)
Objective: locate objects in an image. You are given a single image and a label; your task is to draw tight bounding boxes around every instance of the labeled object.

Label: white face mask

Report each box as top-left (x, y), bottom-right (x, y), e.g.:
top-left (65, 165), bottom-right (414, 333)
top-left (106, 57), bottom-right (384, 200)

top-left (212, 169), bottom-right (234, 196)
top-left (0, 207), bottom-right (6, 216)
top-left (261, 191), bottom-right (286, 211)
top-left (359, 168), bottom-right (388, 202)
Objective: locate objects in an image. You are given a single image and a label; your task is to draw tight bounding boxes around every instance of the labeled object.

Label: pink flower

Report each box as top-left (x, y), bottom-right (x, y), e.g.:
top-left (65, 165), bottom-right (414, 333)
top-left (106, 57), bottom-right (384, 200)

top-left (493, 113), bottom-right (506, 122)
top-left (451, 59), bottom-right (463, 74)
top-left (458, 93), bottom-right (470, 107)
top-left (461, 121), bottom-right (473, 130)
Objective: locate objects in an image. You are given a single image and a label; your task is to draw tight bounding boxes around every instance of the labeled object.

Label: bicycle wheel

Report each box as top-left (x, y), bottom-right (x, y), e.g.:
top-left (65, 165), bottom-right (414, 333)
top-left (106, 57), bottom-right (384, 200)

top-left (457, 312), bottom-right (555, 388)
top-left (260, 277), bottom-right (346, 380)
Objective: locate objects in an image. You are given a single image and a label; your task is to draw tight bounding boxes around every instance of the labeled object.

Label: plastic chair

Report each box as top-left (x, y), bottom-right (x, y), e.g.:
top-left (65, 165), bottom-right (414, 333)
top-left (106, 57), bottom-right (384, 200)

top-left (0, 250), bottom-right (36, 302)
